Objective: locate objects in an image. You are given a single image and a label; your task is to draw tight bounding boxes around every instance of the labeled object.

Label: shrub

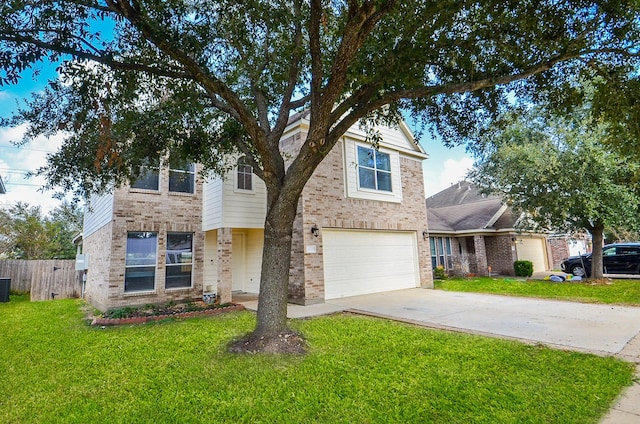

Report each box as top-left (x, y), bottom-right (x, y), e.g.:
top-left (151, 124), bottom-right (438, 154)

top-left (514, 260), bottom-right (533, 277)
top-left (104, 306), bottom-right (137, 319)
top-left (434, 265), bottom-right (446, 279)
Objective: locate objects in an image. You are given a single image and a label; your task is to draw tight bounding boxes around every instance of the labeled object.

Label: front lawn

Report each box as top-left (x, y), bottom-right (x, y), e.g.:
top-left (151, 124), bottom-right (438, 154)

top-left (435, 277), bottom-right (640, 306)
top-left (0, 294), bottom-right (634, 423)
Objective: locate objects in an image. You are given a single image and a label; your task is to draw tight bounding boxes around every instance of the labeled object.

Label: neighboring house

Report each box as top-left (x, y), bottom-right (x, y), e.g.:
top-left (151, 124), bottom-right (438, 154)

top-left (426, 181), bottom-right (551, 276)
top-left (82, 114), bottom-right (432, 311)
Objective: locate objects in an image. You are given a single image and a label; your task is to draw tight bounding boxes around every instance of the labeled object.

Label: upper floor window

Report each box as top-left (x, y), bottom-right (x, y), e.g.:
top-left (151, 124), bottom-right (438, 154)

top-left (357, 146), bottom-right (392, 192)
top-left (125, 232), bottom-right (158, 292)
top-left (169, 158), bottom-right (195, 193)
top-left (131, 159), bottom-right (160, 191)
top-left (236, 157), bottom-right (253, 191)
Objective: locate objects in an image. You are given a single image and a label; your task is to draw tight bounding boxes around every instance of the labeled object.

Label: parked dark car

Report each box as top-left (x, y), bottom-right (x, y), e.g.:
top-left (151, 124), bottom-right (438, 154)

top-left (560, 243), bottom-right (640, 277)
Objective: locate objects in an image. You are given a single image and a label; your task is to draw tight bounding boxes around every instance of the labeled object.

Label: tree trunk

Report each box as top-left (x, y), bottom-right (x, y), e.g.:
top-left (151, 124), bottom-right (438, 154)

top-left (255, 209), bottom-right (296, 336)
top-left (589, 222), bottom-right (605, 279)
top-left (228, 181), bottom-right (307, 354)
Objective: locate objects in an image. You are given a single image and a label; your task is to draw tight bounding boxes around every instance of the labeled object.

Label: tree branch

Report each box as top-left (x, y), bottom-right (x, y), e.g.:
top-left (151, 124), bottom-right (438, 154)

top-left (309, 0), bottom-right (324, 110)
top-left (24, 0), bottom-right (113, 14)
top-left (327, 48), bottom-right (627, 143)
top-left (0, 33), bottom-right (192, 79)
top-left (271, 0), bottom-right (305, 141)
top-left (104, 0), bottom-right (272, 169)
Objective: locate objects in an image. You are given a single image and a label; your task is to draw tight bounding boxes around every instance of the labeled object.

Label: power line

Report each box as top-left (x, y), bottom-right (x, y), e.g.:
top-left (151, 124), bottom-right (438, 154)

top-left (4, 181), bottom-right (47, 188)
top-left (0, 144), bottom-right (56, 154)
top-left (0, 169), bottom-right (34, 175)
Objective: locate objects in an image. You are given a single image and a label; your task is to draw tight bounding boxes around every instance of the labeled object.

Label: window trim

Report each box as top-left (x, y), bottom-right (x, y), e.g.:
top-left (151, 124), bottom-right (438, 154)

top-left (165, 232), bottom-right (194, 290)
top-left (234, 157), bottom-right (255, 194)
top-left (168, 160), bottom-right (196, 194)
top-left (356, 145), bottom-right (393, 193)
top-left (345, 140), bottom-right (402, 203)
top-left (130, 161), bottom-right (161, 192)
top-left (124, 231), bottom-right (158, 293)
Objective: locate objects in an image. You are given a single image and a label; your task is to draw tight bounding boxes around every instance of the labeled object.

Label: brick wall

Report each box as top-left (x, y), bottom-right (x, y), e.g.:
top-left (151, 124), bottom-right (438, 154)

top-left (485, 235), bottom-right (518, 276)
top-left (549, 237), bottom-right (570, 269)
top-left (85, 166), bottom-right (205, 311)
top-left (83, 221), bottom-right (114, 311)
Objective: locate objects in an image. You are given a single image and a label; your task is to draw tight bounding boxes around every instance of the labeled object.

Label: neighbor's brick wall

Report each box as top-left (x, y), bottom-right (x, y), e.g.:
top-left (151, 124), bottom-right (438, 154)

top-left (485, 235), bottom-right (518, 276)
top-left (549, 237), bottom-right (570, 270)
top-left (287, 138), bottom-right (433, 304)
top-left (87, 166), bottom-right (205, 311)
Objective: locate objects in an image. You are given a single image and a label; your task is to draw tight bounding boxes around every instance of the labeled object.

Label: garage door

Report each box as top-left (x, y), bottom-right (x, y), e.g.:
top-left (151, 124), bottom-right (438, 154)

top-left (516, 238), bottom-right (548, 272)
top-left (323, 230), bottom-right (419, 299)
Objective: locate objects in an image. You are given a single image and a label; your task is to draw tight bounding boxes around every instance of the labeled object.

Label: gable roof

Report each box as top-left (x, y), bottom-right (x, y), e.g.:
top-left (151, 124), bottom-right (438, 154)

top-left (426, 181), bottom-right (517, 233)
top-left (284, 111), bottom-right (427, 158)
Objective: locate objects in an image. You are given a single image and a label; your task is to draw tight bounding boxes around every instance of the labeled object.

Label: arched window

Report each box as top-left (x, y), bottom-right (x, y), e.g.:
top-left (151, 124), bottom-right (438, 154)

top-left (236, 157), bottom-right (253, 191)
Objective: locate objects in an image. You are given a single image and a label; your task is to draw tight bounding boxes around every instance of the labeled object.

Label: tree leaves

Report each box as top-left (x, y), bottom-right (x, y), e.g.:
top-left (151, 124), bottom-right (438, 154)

top-left (469, 105), bottom-right (640, 237)
top-left (0, 201), bottom-right (82, 259)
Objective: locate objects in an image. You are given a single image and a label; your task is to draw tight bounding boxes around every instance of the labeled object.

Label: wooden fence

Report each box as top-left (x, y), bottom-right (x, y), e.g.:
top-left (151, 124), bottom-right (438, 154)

top-left (0, 260), bottom-right (82, 301)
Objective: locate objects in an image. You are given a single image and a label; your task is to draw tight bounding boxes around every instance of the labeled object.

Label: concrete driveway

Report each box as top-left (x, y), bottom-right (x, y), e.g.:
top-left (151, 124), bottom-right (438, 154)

top-left (325, 288), bottom-right (640, 360)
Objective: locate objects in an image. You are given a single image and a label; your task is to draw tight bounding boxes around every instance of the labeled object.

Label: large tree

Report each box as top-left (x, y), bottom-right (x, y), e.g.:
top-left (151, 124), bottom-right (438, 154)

top-left (1, 1), bottom-right (639, 351)
top-left (468, 107), bottom-right (640, 279)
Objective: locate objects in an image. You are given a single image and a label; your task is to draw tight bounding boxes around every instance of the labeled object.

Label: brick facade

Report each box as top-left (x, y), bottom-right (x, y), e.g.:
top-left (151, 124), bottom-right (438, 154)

top-left (84, 166), bottom-right (205, 311)
top-left (485, 235), bottom-right (518, 276)
top-left (84, 123), bottom-right (432, 311)
top-left (288, 139), bottom-right (433, 304)
top-left (82, 221), bottom-right (114, 311)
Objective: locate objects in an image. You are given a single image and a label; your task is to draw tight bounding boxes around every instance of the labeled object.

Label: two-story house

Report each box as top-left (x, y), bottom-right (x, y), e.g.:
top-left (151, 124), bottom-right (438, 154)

top-left (81, 114), bottom-right (432, 311)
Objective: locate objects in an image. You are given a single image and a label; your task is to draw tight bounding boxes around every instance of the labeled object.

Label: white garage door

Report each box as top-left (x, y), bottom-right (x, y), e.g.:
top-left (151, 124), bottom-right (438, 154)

top-left (323, 230), bottom-right (419, 299)
top-left (516, 238), bottom-right (548, 272)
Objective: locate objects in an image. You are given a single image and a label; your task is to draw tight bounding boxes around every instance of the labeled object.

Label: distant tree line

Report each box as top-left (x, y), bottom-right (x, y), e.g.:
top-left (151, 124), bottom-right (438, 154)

top-left (0, 201), bottom-right (82, 260)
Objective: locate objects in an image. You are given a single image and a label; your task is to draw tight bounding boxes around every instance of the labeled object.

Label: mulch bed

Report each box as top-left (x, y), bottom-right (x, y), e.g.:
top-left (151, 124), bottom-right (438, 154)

top-left (91, 303), bottom-right (245, 326)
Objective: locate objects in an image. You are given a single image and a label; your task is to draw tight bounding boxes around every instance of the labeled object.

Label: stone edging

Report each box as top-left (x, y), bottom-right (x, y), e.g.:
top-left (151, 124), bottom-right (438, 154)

top-left (91, 303), bottom-right (245, 326)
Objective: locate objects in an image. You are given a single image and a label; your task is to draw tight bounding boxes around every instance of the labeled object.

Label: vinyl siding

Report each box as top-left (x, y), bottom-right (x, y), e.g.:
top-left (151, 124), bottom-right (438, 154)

top-left (203, 230), bottom-right (218, 293)
top-left (83, 192), bottom-right (114, 237)
top-left (345, 121), bottom-right (421, 154)
top-left (202, 177), bottom-right (223, 231)
top-left (244, 228), bottom-right (263, 293)
top-left (202, 171), bottom-right (267, 231)
top-left (220, 172), bottom-right (267, 229)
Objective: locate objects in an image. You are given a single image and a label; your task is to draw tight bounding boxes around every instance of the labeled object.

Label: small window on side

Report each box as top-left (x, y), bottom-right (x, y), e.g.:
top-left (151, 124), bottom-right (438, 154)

top-left (236, 157), bottom-right (253, 191)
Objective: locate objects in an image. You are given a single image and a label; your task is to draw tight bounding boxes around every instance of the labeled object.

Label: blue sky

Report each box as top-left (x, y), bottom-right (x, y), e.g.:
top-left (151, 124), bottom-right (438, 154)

top-left (0, 65), bottom-right (473, 213)
top-left (0, 65), bottom-right (67, 214)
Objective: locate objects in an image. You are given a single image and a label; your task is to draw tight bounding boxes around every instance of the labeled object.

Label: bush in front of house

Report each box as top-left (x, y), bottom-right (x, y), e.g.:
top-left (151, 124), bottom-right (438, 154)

top-left (514, 260), bottom-right (534, 277)
top-left (434, 265), bottom-right (447, 279)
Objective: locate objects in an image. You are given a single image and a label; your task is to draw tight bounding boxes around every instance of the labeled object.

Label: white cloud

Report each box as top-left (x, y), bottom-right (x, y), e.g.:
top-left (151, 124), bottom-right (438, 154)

top-left (0, 124), bottom-right (68, 214)
top-left (424, 156), bottom-right (474, 197)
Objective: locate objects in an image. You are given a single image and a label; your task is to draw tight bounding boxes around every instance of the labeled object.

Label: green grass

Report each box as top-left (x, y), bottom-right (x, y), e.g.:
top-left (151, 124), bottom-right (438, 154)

top-left (0, 294), bottom-right (634, 423)
top-left (435, 276), bottom-right (640, 305)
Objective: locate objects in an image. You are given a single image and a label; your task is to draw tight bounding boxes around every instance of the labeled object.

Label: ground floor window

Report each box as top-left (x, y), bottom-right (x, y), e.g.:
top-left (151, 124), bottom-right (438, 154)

top-left (165, 232), bottom-right (193, 289)
top-left (430, 236), bottom-right (453, 271)
top-left (125, 232), bottom-right (158, 292)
